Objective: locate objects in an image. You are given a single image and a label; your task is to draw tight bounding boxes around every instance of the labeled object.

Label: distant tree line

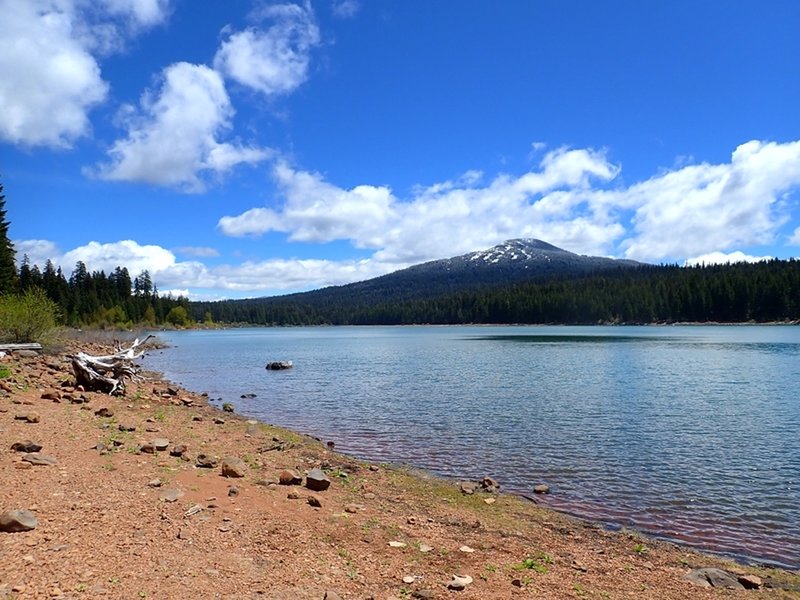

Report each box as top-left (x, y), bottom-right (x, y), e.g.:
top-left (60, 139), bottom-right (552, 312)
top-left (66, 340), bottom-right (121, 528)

top-left (191, 260), bottom-right (800, 326)
top-left (14, 257), bottom-right (192, 328)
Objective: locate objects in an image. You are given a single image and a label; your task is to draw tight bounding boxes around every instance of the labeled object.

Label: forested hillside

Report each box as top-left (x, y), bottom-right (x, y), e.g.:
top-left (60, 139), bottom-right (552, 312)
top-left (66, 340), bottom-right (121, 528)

top-left (191, 260), bottom-right (800, 326)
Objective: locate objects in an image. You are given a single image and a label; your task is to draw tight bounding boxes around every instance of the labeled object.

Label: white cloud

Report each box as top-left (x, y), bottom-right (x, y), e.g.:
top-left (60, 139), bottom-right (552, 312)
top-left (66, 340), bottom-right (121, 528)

top-left (219, 147), bottom-right (623, 264)
top-left (0, 0), bottom-right (173, 148)
top-left (0, 0), bottom-right (108, 148)
top-left (684, 251), bottom-right (773, 267)
top-left (91, 62), bottom-right (270, 191)
top-left (331, 0), bottom-right (359, 19)
top-left (617, 140), bottom-right (800, 261)
top-left (213, 1), bottom-right (320, 97)
top-left (62, 240), bottom-right (177, 275)
top-left (790, 227), bottom-right (800, 246)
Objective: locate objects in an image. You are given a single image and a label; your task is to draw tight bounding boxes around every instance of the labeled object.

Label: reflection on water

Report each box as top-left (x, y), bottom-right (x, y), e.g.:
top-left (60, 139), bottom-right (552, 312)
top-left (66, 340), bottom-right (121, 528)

top-left (144, 325), bottom-right (800, 568)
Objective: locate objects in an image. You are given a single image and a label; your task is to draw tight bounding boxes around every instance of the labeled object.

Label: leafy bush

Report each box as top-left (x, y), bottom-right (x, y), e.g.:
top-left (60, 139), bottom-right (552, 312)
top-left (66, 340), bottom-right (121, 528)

top-left (0, 287), bottom-right (60, 342)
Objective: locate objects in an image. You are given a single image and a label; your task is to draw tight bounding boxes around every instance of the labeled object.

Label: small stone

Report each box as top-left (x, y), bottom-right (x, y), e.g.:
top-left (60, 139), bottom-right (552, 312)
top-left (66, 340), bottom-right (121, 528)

top-left (448, 574), bottom-right (473, 591)
top-left (305, 468), bottom-right (331, 492)
top-left (459, 481), bottom-right (477, 495)
top-left (388, 541), bottom-right (406, 548)
top-left (159, 488), bottom-right (184, 503)
top-left (118, 423), bottom-right (136, 432)
top-left (213, 417), bottom-right (225, 425)
top-left (222, 403), bottom-right (234, 413)
top-left (166, 386), bottom-right (179, 396)
top-left (148, 478), bottom-right (163, 488)
top-left (418, 543), bottom-right (434, 553)
top-left (738, 574), bottom-right (763, 590)
top-left (196, 454), bottom-right (218, 468)
top-left (184, 504), bottom-right (204, 517)
top-left (0, 509), bottom-right (38, 532)
top-left (14, 413), bottom-right (40, 423)
top-left (402, 576), bottom-right (416, 584)
top-left (139, 442), bottom-right (155, 454)
top-left (228, 486), bottom-right (239, 497)
top-left (484, 497), bottom-right (496, 505)
top-left (344, 503), bottom-right (364, 514)
top-left (191, 415), bottom-right (203, 421)
top-left (684, 568), bottom-right (744, 589)
top-left (221, 456), bottom-right (247, 478)
top-left (41, 391), bottom-right (60, 401)
top-left (533, 484), bottom-right (550, 494)
top-left (307, 495), bottom-right (322, 508)
top-left (279, 469), bottom-right (303, 485)
top-left (152, 438), bottom-right (170, 451)
top-left (22, 452), bottom-right (58, 466)
top-left (241, 393), bottom-right (257, 399)
top-left (170, 444), bottom-right (188, 457)
top-left (459, 545), bottom-right (475, 553)
top-left (11, 440), bottom-right (42, 453)
top-left (287, 491), bottom-right (301, 500)
top-left (94, 407), bottom-right (113, 417)
top-left (369, 464), bottom-right (380, 472)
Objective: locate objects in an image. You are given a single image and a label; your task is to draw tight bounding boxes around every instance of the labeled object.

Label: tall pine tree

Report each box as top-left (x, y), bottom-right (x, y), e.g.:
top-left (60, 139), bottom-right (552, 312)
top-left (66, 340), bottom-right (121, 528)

top-left (0, 178), bottom-right (17, 294)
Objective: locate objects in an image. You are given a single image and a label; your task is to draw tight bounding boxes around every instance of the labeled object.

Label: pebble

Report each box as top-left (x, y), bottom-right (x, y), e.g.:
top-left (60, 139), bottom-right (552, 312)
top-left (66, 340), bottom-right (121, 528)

top-left (196, 454), bottom-right (219, 468)
top-left (14, 413), bottom-right (40, 423)
top-left (213, 417), bottom-right (225, 425)
top-left (152, 438), bottom-right (170, 451)
top-left (228, 486), bottom-right (239, 497)
top-left (148, 478), bottom-right (163, 488)
top-left (170, 444), bottom-right (188, 457)
top-left (418, 544), bottom-right (434, 553)
top-left (484, 497), bottom-right (496, 505)
top-left (118, 423), bottom-right (136, 432)
top-left (533, 484), bottom-right (550, 494)
top-left (307, 496), bottom-right (322, 508)
top-left (139, 442), bottom-right (155, 454)
top-left (184, 505), bottom-right (204, 518)
top-left (94, 407), bottom-right (113, 417)
top-left (388, 541), bottom-right (406, 548)
top-left (459, 545), bottom-right (475, 553)
top-left (344, 503), bottom-right (364, 514)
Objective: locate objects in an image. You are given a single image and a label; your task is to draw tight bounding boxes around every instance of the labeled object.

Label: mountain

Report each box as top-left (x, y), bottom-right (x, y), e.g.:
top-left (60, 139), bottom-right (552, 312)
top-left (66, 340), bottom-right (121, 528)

top-left (278, 238), bottom-right (643, 305)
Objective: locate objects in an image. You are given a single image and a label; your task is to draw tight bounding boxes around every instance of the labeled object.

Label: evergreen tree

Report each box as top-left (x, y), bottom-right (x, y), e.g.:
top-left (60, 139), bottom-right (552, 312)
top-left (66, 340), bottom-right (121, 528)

top-left (0, 179), bottom-right (17, 293)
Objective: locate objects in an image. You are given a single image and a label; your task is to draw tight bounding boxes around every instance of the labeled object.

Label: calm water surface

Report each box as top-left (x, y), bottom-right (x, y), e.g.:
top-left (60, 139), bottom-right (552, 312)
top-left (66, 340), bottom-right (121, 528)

top-left (143, 325), bottom-right (800, 568)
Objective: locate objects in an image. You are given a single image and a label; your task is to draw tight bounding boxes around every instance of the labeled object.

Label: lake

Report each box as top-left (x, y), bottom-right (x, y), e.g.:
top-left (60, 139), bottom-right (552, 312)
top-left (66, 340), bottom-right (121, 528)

top-left (143, 325), bottom-right (800, 569)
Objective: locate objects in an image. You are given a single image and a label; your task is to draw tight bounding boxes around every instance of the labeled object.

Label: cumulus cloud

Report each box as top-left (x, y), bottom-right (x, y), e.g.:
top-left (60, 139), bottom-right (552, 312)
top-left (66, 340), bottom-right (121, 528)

top-left (617, 140), bottom-right (800, 261)
top-left (13, 239), bottom-right (62, 268)
top-left (0, 0), bottom-right (172, 148)
top-left (684, 251), bottom-right (773, 267)
top-left (220, 147), bottom-right (624, 264)
top-left (0, 1), bottom-right (108, 148)
top-left (91, 62), bottom-right (270, 191)
top-left (213, 1), bottom-right (320, 96)
top-left (790, 227), bottom-right (800, 246)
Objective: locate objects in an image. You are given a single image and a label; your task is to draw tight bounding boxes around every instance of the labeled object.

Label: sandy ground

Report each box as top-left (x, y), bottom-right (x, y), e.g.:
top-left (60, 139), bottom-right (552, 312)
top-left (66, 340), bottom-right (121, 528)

top-left (1, 339), bottom-right (798, 600)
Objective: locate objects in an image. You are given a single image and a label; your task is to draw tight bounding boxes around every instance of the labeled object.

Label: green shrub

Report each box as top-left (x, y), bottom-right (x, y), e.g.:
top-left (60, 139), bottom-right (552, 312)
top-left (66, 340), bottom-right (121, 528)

top-left (0, 287), bottom-right (60, 342)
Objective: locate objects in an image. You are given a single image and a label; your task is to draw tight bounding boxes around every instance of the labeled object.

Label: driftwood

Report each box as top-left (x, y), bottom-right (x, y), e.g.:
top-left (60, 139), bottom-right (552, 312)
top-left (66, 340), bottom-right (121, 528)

top-left (71, 335), bottom-right (155, 395)
top-left (0, 343), bottom-right (43, 352)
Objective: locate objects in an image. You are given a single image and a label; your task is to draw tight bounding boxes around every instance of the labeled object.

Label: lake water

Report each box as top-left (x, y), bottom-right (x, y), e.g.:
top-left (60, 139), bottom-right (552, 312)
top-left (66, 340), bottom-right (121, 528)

top-left (143, 325), bottom-right (800, 569)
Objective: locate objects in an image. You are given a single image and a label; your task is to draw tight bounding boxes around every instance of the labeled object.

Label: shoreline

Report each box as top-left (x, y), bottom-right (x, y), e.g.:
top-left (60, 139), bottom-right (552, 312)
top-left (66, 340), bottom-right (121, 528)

top-left (1, 339), bottom-right (799, 598)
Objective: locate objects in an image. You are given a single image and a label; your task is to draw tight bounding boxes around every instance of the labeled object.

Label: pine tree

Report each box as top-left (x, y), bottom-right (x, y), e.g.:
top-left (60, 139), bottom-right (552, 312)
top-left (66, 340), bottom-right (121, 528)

top-left (0, 179), bottom-right (17, 294)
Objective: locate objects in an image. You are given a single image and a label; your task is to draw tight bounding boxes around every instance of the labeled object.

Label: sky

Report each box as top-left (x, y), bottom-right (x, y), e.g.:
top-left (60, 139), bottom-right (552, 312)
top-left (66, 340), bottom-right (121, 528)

top-left (3, 0), bottom-right (800, 300)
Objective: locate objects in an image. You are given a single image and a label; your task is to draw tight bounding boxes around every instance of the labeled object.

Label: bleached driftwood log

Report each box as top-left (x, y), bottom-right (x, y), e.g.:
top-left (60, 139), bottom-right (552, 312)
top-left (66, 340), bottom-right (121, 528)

top-left (71, 335), bottom-right (155, 395)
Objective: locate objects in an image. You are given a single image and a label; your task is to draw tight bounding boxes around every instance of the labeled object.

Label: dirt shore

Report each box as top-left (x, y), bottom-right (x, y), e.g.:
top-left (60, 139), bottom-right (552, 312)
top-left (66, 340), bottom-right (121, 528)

top-left (1, 340), bottom-right (798, 599)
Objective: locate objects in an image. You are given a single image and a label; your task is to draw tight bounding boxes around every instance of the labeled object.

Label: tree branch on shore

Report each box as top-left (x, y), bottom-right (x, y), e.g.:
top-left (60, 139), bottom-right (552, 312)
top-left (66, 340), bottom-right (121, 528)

top-left (71, 335), bottom-right (155, 395)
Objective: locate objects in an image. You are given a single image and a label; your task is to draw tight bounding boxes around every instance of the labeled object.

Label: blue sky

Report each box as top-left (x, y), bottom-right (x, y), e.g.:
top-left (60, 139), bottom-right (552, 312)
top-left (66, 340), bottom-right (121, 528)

top-left (3, 0), bottom-right (800, 299)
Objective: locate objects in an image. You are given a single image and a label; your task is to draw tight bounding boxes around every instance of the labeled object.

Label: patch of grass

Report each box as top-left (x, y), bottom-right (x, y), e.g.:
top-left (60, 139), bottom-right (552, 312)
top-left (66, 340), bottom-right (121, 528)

top-left (0, 365), bottom-right (11, 379)
top-left (512, 552), bottom-right (553, 574)
top-left (633, 543), bottom-right (649, 555)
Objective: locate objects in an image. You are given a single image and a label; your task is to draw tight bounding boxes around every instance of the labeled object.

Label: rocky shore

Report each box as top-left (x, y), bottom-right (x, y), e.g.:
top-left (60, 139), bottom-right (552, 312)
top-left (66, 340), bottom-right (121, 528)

top-left (1, 339), bottom-right (799, 599)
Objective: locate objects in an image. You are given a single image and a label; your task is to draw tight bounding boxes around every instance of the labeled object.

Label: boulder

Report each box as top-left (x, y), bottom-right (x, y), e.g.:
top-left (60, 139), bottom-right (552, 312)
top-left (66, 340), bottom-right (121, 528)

top-left (196, 454), bottom-right (218, 468)
top-left (533, 484), bottom-right (550, 494)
